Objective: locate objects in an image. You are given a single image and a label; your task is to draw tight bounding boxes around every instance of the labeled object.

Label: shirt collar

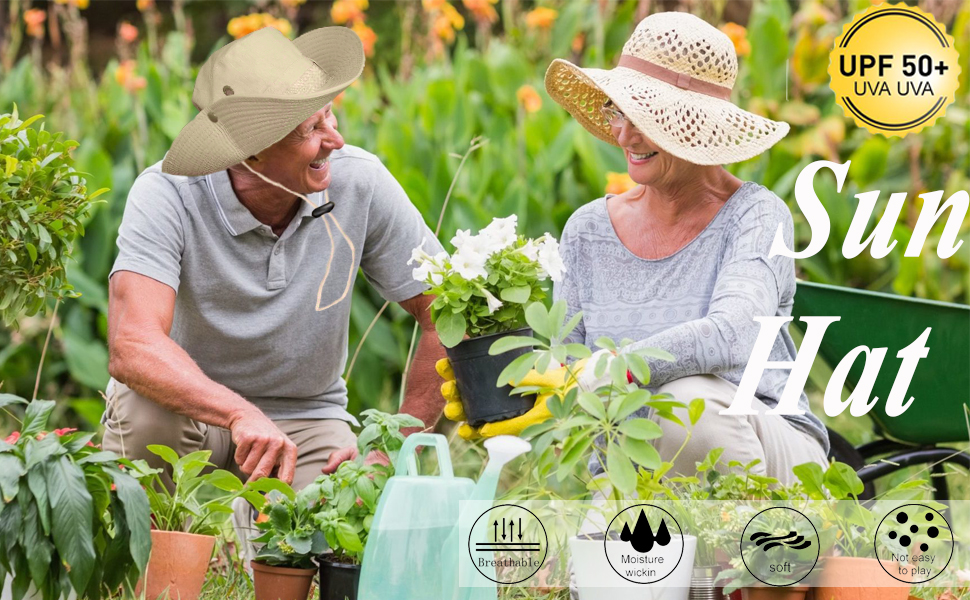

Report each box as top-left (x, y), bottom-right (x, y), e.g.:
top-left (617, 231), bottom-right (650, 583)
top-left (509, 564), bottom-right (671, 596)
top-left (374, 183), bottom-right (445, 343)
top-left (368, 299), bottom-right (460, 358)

top-left (207, 169), bottom-right (319, 237)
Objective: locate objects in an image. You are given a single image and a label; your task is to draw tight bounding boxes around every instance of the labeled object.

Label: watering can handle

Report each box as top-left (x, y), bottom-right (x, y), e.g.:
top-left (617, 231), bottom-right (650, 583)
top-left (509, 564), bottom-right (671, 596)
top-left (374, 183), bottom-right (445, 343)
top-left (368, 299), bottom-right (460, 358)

top-left (393, 433), bottom-right (454, 478)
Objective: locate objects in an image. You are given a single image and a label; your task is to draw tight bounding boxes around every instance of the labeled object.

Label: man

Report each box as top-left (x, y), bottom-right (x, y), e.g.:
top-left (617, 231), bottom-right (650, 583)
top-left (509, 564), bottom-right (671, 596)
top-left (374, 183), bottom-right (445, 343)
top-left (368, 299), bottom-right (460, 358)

top-left (103, 25), bottom-right (446, 490)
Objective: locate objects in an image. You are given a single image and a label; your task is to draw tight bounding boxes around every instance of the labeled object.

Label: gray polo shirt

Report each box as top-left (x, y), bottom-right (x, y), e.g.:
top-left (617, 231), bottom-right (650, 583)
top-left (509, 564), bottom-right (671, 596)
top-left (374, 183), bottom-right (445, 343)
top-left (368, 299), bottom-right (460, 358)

top-left (109, 145), bottom-right (442, 422)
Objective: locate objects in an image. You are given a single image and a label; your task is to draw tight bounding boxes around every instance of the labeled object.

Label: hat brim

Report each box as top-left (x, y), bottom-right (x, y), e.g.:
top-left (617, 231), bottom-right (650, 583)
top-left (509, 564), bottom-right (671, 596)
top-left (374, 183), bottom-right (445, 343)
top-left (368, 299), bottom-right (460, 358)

top-left (544, 58), bottom-right (790, 165)
top-left (163, 27), bottom-right (364, 177)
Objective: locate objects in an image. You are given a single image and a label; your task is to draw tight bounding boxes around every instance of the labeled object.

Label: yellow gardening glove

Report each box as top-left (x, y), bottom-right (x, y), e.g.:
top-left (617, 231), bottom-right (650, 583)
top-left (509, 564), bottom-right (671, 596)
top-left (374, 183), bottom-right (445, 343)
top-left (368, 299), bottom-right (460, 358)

top-left (436, 357), bottom-right (583, 440)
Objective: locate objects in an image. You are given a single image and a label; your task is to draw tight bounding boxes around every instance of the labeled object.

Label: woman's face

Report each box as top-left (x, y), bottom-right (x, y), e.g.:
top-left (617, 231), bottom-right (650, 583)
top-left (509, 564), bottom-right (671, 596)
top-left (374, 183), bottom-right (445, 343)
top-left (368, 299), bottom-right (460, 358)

top-left (605, 102), bottom-right (694, 186)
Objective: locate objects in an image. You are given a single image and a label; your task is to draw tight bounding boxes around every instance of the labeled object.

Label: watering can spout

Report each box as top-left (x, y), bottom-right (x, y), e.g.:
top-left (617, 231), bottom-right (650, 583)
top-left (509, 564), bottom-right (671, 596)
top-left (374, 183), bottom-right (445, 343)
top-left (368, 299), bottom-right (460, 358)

top-left (468, 436), bottom-right (532, 504)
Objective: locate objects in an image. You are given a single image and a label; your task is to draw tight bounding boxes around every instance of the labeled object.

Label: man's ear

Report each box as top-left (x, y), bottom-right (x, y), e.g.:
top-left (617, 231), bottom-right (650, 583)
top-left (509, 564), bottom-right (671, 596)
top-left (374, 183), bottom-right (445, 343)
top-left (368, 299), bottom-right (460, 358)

top-left (247, 155), bottom-right (259, 163)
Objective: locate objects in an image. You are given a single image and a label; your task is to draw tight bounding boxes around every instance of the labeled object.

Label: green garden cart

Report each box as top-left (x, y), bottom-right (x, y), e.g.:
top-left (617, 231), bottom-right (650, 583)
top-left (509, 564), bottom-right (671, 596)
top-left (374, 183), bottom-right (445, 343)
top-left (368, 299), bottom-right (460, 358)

top-left (793, 281), bottom-right (970, 500)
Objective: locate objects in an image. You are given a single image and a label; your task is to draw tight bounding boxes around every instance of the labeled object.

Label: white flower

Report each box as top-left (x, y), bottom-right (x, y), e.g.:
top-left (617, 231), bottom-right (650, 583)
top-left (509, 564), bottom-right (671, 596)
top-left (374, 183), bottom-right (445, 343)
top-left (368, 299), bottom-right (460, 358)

top-left (518, 239), bottom-right (540, 263)
top-left (412, 261), bottom-right (433, 283)
top-left (450, 229), bottom-right (474, 252)
top-left (451, 249), bottom-right (488, 280)
top-left (957, 569), bottom-right (970, 584)
top-left (482, 289), bottom-right (503, 314)
top-left (480, 215), bottom-right (518, 251)
top-left (537, 234), bottom-right (566, 282)
top-left (408, 238), bottom-right (434, 266)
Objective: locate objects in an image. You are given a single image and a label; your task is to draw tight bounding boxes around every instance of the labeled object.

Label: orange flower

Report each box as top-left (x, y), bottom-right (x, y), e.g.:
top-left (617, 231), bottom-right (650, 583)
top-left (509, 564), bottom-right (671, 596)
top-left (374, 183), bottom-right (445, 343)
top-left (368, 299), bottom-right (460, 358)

top-left (605, 172), bottom-right (636, 195)
top-left (227, 13), bottom-right (292, 40)
top-left (351, 21), bottom-right (376, 57)
top-left (136, 0), bottom-right (155, 11)
top-left (516, 85), bottom-right (542, 114)
top-left (423, 0), bottom-right (447, 11)
top-left (332, 0), bottom-right (368, 25)
top-left (525, 7), bottom-right (557, 30)
top-left (115, 59), bottom-right (147, 93)
top-left (119, 21), bottom-right (139, 44)
top-left (431, 2), bottom-right (464, 42)
top-left (720, 22), bottom-right (750, 57)
top-left (463, 0), bottom-right (498, 24)
top-left (23, 9), bottom-right (46, 39)
top-left (571, 32), bottom-right (585, 53)
top-left (4, 431), bottom-right (20, 445)
top-left (280, 0), bottom-right (307, 7)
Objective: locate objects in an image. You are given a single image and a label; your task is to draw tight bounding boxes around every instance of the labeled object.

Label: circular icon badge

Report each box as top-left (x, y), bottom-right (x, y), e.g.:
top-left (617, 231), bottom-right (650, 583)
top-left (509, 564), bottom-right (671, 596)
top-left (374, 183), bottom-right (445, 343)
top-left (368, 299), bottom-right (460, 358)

top-left (604, 504), bottom-right (686, 585)
top-left (828, 3), bottom-right (961, 137)
top-left (740, 507), bottom-right (819, 587)
top-left (468, 504), bottom-right (548, 585)
top-left (874, 504), bottom-right (953, 584)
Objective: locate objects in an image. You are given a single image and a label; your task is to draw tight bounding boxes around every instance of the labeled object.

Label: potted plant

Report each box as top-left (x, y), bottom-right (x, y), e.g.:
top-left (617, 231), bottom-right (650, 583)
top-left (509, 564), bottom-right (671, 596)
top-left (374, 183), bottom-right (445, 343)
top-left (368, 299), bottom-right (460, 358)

top-left (0, 395), bottom-right (151, 600)
top-left (247, 484), bottom-right (323, 600)
top-left (791, 462), bottom-right (939, 600)
top-left (502, 301), bottom-right (702, 600)
top-left (409, 215), bottom-right (565, 426)
top-left (304, 410), bottom-right (422, 600)
top-left (127, 445), bottom-right (253, 600)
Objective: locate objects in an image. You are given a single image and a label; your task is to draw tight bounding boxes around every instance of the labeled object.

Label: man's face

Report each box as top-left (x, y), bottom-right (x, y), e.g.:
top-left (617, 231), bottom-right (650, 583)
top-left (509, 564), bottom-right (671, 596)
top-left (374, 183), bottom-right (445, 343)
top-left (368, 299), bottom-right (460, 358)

top-left (255, 103), bottom-right (344, 195)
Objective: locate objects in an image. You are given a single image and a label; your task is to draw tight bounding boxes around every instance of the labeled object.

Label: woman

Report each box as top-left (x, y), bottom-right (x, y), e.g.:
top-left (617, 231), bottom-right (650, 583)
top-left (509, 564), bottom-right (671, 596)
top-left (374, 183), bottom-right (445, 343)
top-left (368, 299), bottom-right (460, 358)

top-left (544, 11), bottom-right (829, 483)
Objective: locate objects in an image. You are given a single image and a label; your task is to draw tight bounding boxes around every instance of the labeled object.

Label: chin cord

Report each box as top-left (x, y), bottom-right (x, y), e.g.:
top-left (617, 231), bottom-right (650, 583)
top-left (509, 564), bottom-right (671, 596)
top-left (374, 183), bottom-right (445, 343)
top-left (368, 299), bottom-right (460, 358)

top-left (241, 160), bottom-right (335, 217)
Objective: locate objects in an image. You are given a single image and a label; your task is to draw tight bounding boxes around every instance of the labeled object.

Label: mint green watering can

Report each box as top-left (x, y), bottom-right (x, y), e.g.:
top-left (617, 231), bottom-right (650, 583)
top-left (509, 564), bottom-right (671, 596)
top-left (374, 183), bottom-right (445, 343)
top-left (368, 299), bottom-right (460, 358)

top-left (358, 433), bottom-right (531, 600)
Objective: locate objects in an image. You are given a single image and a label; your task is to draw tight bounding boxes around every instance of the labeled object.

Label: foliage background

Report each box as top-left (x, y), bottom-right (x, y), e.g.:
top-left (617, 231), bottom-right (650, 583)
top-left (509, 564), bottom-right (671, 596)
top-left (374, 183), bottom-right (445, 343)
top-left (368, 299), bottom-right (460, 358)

top-left (0, 0), bottom-right (967, 479)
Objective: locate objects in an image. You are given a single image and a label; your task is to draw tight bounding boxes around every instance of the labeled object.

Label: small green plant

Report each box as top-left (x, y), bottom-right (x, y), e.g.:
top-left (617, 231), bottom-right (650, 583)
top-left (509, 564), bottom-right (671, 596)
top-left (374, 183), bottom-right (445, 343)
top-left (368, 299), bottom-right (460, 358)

top-left (126, 445), bottom-right (252, 535)
top-left (302, 410), bottom-right (423, 564)
top-left (0, 108), bottom-right (107, 325)
top-left (410, 215), bottom-right (565, 347)
top-left (251, 484), bottom-right (327, 570)
top-left (0, 395), bottom-right (151, 600)
top-left (493, 300), bottom-right (701, 498)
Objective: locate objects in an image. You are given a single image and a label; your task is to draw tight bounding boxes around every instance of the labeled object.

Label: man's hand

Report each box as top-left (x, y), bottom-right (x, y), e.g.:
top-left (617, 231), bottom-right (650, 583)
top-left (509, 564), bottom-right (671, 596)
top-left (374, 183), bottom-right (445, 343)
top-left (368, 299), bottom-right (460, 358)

top-left (321, 446), bottom-right (359, 474)
top-left (229, 407), bottom-right (298, 484)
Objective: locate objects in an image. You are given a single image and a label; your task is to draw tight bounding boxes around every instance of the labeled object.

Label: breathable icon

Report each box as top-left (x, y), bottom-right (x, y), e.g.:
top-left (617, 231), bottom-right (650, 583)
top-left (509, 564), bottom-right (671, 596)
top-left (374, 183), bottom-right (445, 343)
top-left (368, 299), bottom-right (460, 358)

top-left (874, 504), bottom-right (953, 584)
top-left (468, 504), bottom-right (548, 585)
top-left (740, 507), bottom-right (819, 587)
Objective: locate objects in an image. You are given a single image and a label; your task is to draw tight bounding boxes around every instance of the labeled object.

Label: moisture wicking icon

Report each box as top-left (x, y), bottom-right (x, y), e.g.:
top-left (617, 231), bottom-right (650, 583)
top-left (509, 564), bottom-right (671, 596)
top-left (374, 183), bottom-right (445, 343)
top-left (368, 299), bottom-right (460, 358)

top-left (619, 509), bottom-right (672, 554)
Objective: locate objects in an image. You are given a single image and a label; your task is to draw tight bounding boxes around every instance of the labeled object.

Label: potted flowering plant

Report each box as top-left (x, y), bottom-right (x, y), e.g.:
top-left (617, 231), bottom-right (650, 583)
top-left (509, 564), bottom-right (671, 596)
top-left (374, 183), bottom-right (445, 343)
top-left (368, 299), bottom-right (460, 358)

top-left (409, 214), bottom-right (565, 426)
top-left (0, 395), bottom-right (151, 600)
top-left (126, 446), bottom-right (254, 600)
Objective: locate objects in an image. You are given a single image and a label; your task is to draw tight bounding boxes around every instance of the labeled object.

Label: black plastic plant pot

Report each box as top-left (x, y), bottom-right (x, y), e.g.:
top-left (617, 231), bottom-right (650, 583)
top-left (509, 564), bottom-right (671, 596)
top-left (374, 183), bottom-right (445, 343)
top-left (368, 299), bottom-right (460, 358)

top-left (318, 557), bottom-right (360, 600)
top-left (444, 327), bottom-right (535, 428)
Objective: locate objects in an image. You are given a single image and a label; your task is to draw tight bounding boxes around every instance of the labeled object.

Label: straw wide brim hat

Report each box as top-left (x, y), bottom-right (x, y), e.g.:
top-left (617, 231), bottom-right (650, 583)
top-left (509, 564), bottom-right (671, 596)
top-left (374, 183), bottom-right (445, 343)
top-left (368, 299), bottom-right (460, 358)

top-left (545, 12), bottom-right (789, 166)
top-left (162, 26), bottom-right (364, 177)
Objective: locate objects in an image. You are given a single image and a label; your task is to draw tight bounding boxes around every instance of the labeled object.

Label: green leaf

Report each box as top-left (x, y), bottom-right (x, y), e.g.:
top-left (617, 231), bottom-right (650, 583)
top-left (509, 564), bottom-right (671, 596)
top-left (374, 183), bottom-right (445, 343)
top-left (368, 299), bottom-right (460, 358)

top-left (610, 389), bottom-right (650, 422)
top-left (284, 533), bottom-right (313, 555)
top-left (146, 444), bottom-right (180, 467)
top-left (618, 418), bottom-right (663, 440)
top-left (496, 352), bottom-right (538, 387)
top-left (524, 302), bottom-right (551, 339)
top-left (23, 494), bottom-right (52, 588)
top-left (688, 398), bottom-right (705, 426)
top-left (792, 463), bottom-right (826, 499)
top-left (436, 310), bottom-right (466, 348)
top-left (203, 469), bottom-right (244, 493)
top-left (606, 442), bottom-right (636, 495)
top-left (594, 337), bottom-right (617, 352)
top-left (619, 437), bottom-right (662, 471)
top-left (499, 286), bottom-right (531, 304)
top-left (26, 464), bottom-right (50, 535)
top-left (488, 335), bottom-right (536, 355)
top-left (47, 456), bottom-right (96, 594)
top-left (576, 392), bottom-right (606, 420)
top-left (824, 462), bottom-right (864, 500)
top-left (0, 394), bottom-right (28, 410)
top-left (109, 470), bottom-right (152, 569)
top-left (21, 400), bottom-right (56, 437)
top-left (0, 454), bottom-right (25, 502)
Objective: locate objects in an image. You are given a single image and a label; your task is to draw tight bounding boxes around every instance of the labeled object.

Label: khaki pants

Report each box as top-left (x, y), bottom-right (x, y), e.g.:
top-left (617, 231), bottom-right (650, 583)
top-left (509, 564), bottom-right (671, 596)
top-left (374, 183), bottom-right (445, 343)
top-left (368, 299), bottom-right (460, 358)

top-left (653, 375), bottom-right (829, 485)
top-left (101, 380), bottom-right (357, 491)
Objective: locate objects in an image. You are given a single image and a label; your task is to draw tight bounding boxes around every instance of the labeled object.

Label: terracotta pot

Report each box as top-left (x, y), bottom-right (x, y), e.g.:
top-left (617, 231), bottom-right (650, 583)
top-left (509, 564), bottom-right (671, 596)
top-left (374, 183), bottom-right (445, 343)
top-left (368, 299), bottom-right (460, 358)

top-left (814, 557), bottom-right (910, 600)
top-left (742, 586), bottom-right (810, 600)
top-left (139, 530), bottom-right (215, 600)
top-left (251, 561), bottom-right (316, 600)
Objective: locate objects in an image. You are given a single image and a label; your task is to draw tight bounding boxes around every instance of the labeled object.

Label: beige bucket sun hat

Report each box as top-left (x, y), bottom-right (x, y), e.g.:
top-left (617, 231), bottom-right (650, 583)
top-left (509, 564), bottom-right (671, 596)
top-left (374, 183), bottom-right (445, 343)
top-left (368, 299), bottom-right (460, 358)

top-left (162, 26), bottom-right (364, 177)
top-left (545, 11), bottom-right (789, 165)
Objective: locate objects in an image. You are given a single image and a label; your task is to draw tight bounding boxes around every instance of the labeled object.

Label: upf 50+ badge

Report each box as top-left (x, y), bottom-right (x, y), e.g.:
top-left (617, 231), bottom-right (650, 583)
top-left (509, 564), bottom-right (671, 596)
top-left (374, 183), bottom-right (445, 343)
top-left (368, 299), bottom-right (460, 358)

top-left (828, 3), bottom-right (961, 137)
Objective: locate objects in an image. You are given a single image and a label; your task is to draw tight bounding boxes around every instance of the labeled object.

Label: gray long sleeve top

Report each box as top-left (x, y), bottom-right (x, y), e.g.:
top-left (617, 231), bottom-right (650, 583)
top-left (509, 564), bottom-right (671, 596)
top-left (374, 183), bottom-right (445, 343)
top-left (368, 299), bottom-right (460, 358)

top-left (553, 182), bottom-right (829, 455)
